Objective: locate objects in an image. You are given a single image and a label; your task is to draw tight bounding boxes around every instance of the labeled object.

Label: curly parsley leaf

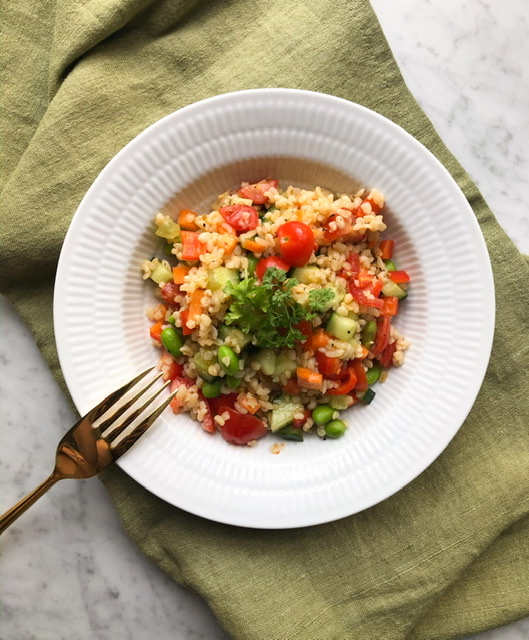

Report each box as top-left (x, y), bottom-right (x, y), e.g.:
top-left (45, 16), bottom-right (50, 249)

top-left (224, 269), bottom-right (335, 349)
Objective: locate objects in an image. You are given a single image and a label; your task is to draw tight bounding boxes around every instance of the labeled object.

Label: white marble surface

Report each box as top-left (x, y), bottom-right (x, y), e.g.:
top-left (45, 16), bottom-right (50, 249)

top-left (1, 2), bottom-right (528, 639)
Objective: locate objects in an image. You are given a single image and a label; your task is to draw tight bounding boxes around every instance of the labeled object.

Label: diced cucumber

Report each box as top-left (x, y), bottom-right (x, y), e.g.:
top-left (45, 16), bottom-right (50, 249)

top-left (252, 349), bottom-right (276, 376)
top-left (155, 218), bottom-right (180, 243)
top-left (274, 353), bottom-right (298, 376)
top-left (381, 280), bottom-right (407, 300)
top-left (218, 325), bottom-right (252, 350)
top-left (326, 312), bottom-right (358, 342)
top-left (192, 353), bottom-right (215, 382)
top-left (278, 425), bottom-right (304, 442)
top-left (359, 388), bottom-right (376, 405)
top-left (151, 262), bottom-right (173, 284)
top-left (207, 267), bottom-right (240, 292)
top-left (328, 395), bottom-right (353, 410)
top-left (268, 396), bottom-right (304, 432)
top-left (292, 266), bottom-right (321, 284)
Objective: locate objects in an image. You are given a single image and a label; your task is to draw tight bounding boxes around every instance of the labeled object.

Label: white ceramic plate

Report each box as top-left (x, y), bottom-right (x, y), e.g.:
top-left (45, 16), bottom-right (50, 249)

top-left (54, 89), bottom-right (494, 529)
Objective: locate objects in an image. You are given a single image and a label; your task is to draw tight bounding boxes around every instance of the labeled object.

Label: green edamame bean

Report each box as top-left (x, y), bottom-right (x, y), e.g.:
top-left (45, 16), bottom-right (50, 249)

top-left (362, 320), bottom-right (377, 347)
top-left (325, 419), bottom-right (347, 438)
top-left (217, 345), bottom-right (240, 376)
top-left (161, 326), bottom-right (184, 358)
top-left (384, 259), bottom-right (397, 271)
top-left (202, 379), bottom-right (223, 398)
top-left (366, 365), bottom-right (381, 386)
top-left (312, 404), bottom-right (335, 425)
top-left (226, 375), bottom-right (242, 389)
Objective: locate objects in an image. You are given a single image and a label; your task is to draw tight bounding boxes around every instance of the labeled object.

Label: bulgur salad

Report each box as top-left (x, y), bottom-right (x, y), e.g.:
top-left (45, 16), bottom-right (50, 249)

top-left (142, 179), bottom-right (410, 446)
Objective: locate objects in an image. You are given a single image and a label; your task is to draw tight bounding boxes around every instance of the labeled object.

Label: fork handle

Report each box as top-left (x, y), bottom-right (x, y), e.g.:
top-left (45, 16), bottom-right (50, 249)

top-left (0, 473), bottom-right (61, 535)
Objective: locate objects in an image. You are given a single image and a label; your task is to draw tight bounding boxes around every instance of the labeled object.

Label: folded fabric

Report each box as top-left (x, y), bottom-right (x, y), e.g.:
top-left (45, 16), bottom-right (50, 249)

top-left (1, 1), bottom-right (528, 639)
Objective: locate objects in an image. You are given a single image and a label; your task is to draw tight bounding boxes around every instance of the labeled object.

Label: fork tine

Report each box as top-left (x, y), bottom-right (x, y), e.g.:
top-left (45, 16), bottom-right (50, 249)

top-left (110, 389), bottom-right (178, 458)
top-left (89, 367), bottom-right (154, 422)
top-left (102, 378), bottom-right (172, 443)
top-left (96, 370), bottom-right (164, 433)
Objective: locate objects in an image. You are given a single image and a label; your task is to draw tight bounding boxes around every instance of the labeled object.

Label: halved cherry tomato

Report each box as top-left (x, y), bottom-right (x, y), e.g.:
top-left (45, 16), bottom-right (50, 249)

top-left (293, 410), bottom-right (311, 429)
top-left (160, 282), bottom-right (180, 306)
top-left (350, 359), bottom-right (369, 391)
top-left (315, 351), bottom-right (341, 376)
top-left (377, 341), bottom-right (397, 368)
top-left (381, 296), bottom-right (399, 317)
top-left (206, 393), bottom-right (239, 416)
top-left (379, 240), bottom-right (394, 260)
top-left (181, 231), bottom-right (207, 261)
top-left (169, 376), bottom-right (195, 413)
top-left (237, 179), bottom-right (279, 204)
top-left (323, 214), bottom-right (365, 244)
top-left (349, 281), bottom-right (384, 309)
top-left (219, 407), bottom-right (267, 445)
top-left (159, 352), bottom-right (184, 381)
top-left (219, 204), bottom-right (259, 233)
top-left (371, 316), bottom-right (391, 357)
top-left (388, 270), bottom-right (410, 283)
top-left (282, 379), bottom-right (302, 395)
top-left (276, 221), bottom-right (315, 267)
top-left (255, 256), bottom-right (290, 281)
top-left (327, 366), bottom-right (358, 395)
top-left (295, 320), bottom-right (313, 346)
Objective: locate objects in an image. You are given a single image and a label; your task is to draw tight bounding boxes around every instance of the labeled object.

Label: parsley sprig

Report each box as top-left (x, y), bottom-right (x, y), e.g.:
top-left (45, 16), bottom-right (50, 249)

top-left (224, 268), bottom-right (334, 349)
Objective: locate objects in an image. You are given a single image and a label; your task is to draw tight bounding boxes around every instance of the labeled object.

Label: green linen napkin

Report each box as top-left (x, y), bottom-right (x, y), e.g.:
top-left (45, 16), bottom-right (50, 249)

top-left (2, 1), bottom-right (528, 638)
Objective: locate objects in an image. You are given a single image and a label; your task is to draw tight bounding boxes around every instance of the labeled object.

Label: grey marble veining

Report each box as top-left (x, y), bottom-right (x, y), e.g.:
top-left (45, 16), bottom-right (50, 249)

top-left (1, 2), bottom-right (528, 639)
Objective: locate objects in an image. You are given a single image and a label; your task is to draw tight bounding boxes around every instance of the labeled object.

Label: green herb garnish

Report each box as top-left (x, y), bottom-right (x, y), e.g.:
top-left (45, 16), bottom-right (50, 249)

top-left (224, 268), bottom-right (334, 349)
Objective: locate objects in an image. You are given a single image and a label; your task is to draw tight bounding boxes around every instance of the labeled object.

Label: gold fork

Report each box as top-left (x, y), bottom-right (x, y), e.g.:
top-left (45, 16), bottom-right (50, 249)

top-left (0, 367), bottom-right (175, 534)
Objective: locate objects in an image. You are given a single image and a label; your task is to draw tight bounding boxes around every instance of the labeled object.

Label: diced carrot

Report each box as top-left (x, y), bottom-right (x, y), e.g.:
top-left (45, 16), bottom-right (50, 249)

top-left (242, 238), bottom-right (265, 254)
top-left (181, 231), bottom-right (207, 261)
top-left (311, 329), bottom-right (331, 350)
top-left (179, 209), bottom-right (200, 231)
top-left (296, 367), bottom-right (323, 390)
top-left (149, 321), bottom-right (164, 342)
top-left (359, 345), bottom-right (370, 359)
top-left (216, 234), bottom-right (238, 255)
top-left (188, 289), bottom-right (205, 321)
top-left (379, 240), bottom-right (394, 260)
top-left (217, 221), bottom-right (237, 236)
top-left (172, 265), bottom-right (190, 284)
top-left (236, 394), bottom-right (260, 415)
top-left (180, 309), bottom-right (192, 335)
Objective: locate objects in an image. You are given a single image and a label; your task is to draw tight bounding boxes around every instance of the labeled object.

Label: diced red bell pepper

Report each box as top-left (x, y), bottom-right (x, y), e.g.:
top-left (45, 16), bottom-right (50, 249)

top-left (381, 296), bottom-right (399, 317)
top-left (388, 270), bottom-right (410, 284)
top-left (179, 309), bottom-right (192, 335)
top-left (327, 366), bottom-right (357, 395)
top-left (371, 316), bottom-right (391, 357)
top-left (350, 359), bottom-right (369, 391)
top-left (315, 351), bottom-right (342, 376)
top-left (181, 231), bottom-right (207, 261)
top-left (159, 351), bottom-right (184, 381)
top-left (377, 341), bottom-right (397, 368)
top-left (149, 321), bottom-right (164, 342)
top-left (379, 240), bottom-right (394, 260)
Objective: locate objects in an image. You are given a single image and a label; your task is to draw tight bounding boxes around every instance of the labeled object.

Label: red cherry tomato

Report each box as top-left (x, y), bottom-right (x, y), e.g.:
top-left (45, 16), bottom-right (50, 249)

top-left (276, 221), bottom-right (315, 267)
top-left (219, 407), bottom-right (267, 445)
top-left (238, 179), bottom-right (279, 204)
top-left (219, 204), bottom-right (259, 233)
top-left (255, 256), bottom-right (290, 281)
